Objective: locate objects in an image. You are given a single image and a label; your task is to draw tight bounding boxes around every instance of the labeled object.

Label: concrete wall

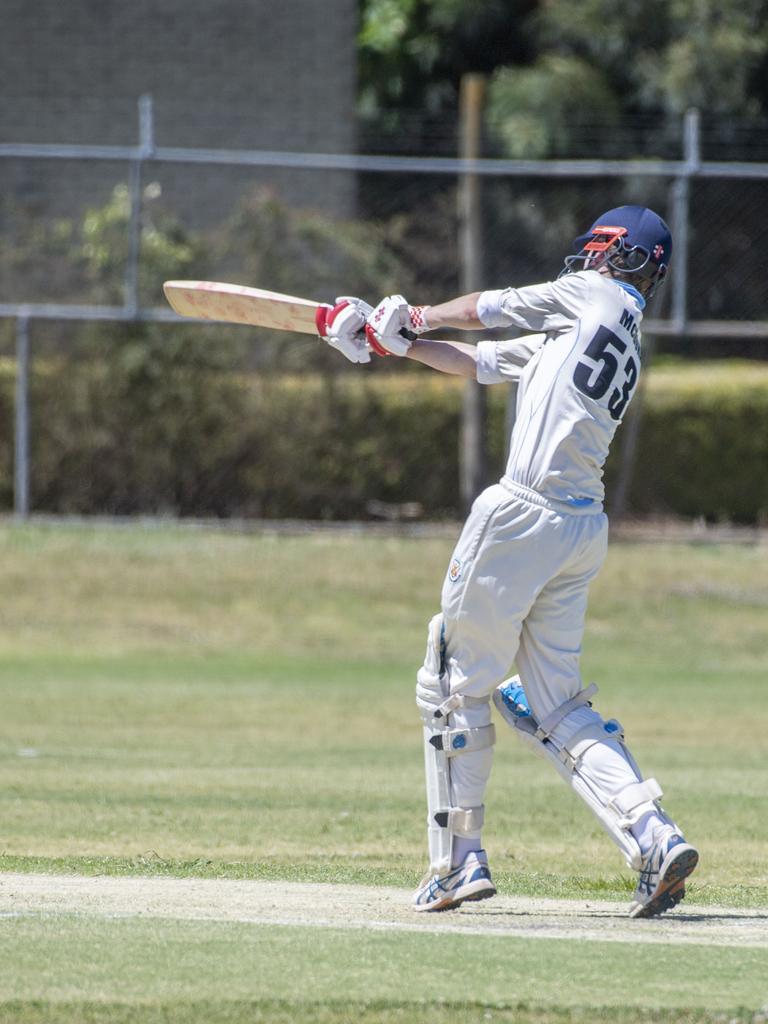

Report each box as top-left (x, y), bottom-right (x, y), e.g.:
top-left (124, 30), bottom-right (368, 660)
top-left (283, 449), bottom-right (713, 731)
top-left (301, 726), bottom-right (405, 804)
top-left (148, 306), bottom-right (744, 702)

top-left (0, 0), bottom-right (358, 226)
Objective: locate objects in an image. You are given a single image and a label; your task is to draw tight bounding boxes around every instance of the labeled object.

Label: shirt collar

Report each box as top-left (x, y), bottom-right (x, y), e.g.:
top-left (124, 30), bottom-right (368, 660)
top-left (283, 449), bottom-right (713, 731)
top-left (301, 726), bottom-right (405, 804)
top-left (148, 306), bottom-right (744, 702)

top-left (612, 279), bottom-right (646, 310)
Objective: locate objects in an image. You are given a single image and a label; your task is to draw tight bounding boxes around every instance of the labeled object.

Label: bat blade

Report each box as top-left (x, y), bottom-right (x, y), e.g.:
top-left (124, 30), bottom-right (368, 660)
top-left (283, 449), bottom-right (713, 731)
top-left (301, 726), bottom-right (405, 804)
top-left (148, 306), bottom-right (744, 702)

top-left (163, 280), bottom-right (325, 334)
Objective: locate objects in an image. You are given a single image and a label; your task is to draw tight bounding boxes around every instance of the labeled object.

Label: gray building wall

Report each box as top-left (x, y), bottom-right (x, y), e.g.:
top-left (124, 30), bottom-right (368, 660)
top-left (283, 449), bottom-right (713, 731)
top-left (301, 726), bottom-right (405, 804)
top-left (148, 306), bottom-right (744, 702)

top-left (0, 0), bottom-right (358, 227)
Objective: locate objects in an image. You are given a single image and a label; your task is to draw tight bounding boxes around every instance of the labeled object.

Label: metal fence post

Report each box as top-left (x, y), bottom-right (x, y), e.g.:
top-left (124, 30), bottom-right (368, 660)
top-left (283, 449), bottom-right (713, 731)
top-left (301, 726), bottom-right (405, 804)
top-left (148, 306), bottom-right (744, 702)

top-left (612, 110), bottom-right (701, 520)
top-left (125, 94), bottom-right (155, 316)
top-left (670, 108), bottom-right (700, 332)
top-left (14, 314), bottom-right (30, 520)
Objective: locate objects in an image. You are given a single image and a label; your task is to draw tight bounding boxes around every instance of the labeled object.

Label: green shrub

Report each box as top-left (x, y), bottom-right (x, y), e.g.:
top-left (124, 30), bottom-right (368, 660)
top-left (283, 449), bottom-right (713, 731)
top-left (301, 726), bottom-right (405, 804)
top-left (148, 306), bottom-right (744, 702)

top-left (5, 354), bottom-right (768, 523)
top-left (239, 375), bottom-right (461, 518)
top-left (616, 362), bottom-right (768, 524)
top-left (28, 324), bottom-right (252, 517)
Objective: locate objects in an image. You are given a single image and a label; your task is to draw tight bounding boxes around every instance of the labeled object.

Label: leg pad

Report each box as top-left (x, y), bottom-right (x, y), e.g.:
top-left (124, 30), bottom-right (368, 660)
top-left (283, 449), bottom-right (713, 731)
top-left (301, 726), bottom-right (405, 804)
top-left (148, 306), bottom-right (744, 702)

top-left (417, 614), bottom-right (496, 874)
top-left (494, 677), bottom-right (667, 870)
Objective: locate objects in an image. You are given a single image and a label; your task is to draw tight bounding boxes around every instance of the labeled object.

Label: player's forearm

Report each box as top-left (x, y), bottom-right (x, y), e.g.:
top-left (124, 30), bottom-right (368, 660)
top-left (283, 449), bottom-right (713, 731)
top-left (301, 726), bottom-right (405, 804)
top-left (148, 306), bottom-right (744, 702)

top-left (405, 338), bottom-right (478, 378)
top-left (422, 292), bottom-right (484, 331)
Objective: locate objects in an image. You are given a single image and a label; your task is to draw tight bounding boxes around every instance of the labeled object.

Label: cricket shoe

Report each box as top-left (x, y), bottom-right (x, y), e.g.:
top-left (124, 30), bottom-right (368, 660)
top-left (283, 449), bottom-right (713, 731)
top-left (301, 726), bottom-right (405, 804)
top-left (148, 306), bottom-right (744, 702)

top-left (629, 827), bottom-right (699, 919)
top-left (413, 850), bottom-right (496, 912)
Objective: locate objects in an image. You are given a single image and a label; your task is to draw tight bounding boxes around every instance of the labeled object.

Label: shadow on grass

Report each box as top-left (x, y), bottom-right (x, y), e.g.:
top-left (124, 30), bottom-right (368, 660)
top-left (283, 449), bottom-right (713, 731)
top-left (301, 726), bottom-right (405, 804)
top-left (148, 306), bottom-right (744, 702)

top-left (1, 1001), bottom-right (764, 1024)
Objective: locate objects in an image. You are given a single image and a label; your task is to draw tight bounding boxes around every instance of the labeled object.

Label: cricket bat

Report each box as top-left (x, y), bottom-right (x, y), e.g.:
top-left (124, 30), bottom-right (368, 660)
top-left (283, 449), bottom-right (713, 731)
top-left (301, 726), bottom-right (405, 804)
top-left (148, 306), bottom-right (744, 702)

top-left (162, 280), bottom-right (326, 334)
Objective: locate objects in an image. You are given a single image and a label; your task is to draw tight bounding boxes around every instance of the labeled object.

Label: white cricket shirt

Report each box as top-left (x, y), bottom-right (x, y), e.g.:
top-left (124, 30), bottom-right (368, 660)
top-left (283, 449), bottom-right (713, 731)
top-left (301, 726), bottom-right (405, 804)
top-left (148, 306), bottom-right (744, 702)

top-left (475, 270), bottom-right (644, 510)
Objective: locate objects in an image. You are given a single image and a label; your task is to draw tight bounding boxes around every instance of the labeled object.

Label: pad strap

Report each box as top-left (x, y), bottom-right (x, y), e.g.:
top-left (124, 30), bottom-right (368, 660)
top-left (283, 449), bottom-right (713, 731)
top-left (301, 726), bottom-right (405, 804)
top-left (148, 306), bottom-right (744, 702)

top-left (434, 805), bottom-right (485, 836)
top-left (535, 683), bottom-right (598, 740)
top-left (609, 778), bottom-right (663, 827)
top-left (429, 723), bottom-right (496, 757)
top-left (433, 692), bottom-right (489, 719)
top-left (560, 719), bottom-right (616, 770)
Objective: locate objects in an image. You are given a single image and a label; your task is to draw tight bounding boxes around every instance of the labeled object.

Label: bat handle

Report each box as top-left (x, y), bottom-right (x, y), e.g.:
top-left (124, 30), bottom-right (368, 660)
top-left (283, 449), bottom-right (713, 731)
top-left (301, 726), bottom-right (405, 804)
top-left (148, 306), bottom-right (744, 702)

top-left (399, 328), bottom-right (417, 342)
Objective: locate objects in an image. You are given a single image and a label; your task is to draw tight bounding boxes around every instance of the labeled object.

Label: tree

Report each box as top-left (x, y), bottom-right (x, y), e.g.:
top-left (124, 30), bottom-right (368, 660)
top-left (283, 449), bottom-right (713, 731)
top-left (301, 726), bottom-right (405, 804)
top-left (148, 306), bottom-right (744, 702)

top-left (534, 0), bottom-right (768, 118)
top-left (81, 182), bottom-right (206, 306)
top-left (359, 0), bottom-right (768, 158)
top-left (487, 54), bottom-right (622, 159)
top-left (358, 0), bottom-right (538, 127)
top-left (486, 0), bottom-right (768, 158)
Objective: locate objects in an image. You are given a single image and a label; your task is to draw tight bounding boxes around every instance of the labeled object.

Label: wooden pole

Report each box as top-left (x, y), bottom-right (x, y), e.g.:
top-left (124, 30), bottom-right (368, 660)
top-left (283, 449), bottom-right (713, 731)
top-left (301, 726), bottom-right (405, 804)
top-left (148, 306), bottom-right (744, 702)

top-left (14, 314), bottom-right (30, 520)
top-left (458, 73), bottom-right (487, 515)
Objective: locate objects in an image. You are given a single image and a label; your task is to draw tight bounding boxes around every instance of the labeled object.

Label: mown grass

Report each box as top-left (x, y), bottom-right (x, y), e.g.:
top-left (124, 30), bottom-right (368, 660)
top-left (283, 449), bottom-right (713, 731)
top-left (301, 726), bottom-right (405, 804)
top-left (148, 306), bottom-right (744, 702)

top-left (0, 523), bottom-right (767, 1021)
top-left (1, 917), bottom-right (767, 1020)
top-left (1, 525), bottom-right (766, 897)
top-left (1, 1005), bottom-right (764, 1024)
top-left (1, 642), bottom-right (766, 900)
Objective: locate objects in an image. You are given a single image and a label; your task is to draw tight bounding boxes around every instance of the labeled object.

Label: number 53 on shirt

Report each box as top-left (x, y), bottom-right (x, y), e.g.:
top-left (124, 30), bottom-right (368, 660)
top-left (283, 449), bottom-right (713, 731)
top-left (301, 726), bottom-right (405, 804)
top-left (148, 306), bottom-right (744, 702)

top-left (573, 325), bottom-right (639, 422)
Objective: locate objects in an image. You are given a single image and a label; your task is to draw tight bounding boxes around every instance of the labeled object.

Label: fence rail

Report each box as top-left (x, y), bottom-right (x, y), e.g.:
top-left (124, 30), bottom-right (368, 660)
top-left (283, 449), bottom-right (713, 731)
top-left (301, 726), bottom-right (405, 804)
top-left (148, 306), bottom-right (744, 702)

top-left (2, 97), bottom-right (767, 519)
top-left (2, 101), bottom-right (768, 335)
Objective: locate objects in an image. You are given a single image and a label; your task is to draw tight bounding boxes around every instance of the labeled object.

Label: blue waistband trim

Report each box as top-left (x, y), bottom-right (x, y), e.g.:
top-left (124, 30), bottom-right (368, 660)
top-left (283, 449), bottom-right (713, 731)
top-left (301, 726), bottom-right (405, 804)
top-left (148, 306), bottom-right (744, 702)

top-left (567, 497), bottom-right (595, 507)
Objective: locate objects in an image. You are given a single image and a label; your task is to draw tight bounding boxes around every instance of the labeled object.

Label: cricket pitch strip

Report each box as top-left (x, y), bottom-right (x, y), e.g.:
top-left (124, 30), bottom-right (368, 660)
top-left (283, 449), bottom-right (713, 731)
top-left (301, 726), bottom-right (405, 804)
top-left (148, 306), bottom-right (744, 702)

top-left (1, 873), bottom-right (767, 948)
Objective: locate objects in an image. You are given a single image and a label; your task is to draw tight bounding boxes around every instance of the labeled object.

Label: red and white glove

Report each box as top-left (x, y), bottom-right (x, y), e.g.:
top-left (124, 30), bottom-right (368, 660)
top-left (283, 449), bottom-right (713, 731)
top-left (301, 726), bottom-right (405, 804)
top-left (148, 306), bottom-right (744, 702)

top-left (316, 297), bottom-right (373, 364)
top-left (364, 295), bottom-right (431, 357)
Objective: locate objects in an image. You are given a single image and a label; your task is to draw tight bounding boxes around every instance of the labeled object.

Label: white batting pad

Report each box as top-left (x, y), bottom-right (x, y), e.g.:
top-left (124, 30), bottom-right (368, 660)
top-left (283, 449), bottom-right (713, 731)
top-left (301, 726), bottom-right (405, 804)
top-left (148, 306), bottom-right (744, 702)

top-left (494, 678), bottom-right (670, 870)
top-left (416, 614), bottom-right (494, 875)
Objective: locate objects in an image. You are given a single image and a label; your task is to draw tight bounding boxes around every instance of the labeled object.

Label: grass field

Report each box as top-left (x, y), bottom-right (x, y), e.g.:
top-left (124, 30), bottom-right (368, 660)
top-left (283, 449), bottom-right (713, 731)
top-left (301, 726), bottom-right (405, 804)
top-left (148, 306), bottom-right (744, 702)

top-left (0, 522), bottom-right (767, 1023)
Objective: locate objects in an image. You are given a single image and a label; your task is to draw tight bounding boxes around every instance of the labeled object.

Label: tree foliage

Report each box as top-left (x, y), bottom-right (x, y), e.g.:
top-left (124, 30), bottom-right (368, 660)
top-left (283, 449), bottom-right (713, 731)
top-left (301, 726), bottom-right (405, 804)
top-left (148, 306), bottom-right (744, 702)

top-left (487, 55), bottom-right (622, 158)
top-left (358, 0), bottom-right (537, 116)
top-left (81, 183), bottom-right (206, 306)
top-left (359, 0), bottom-right (768, 156)
top-left (533, 0), bottom-right (768, 118)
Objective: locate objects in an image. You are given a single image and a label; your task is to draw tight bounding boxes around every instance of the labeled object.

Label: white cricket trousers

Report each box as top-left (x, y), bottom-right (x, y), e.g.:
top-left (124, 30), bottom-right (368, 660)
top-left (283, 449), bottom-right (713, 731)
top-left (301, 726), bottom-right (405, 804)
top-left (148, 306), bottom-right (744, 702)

top-left (440, 479), bottom-right (608, 811)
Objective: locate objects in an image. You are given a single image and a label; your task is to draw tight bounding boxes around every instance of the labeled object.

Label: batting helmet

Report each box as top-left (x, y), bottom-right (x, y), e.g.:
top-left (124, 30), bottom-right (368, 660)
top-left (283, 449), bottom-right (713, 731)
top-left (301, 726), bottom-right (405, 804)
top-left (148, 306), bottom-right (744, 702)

top-left (561, 205), bottom-right (672, 299)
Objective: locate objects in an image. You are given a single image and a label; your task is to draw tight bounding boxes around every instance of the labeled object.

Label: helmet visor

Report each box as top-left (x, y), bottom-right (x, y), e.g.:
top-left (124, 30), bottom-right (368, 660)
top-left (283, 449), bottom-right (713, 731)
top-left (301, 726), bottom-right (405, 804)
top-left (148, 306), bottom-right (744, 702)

top-left (577, 224), bottom-right (628, 253)
top-left (575, 225), bottom-right (655, 273)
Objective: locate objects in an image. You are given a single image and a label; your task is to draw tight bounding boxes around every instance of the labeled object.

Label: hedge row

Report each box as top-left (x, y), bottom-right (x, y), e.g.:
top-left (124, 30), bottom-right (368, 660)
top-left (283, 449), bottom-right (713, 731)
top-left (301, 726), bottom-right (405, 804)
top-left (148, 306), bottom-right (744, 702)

top-left (617, 362), bottom-right (768, 524)
top-left (3, 344), bottom-right (767, 523)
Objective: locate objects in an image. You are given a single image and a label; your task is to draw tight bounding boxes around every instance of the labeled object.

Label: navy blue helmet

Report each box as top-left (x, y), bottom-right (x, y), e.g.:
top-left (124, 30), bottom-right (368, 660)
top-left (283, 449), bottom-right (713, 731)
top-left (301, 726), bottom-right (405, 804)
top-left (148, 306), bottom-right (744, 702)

top-left (561, 205), bottom-right (672, 298)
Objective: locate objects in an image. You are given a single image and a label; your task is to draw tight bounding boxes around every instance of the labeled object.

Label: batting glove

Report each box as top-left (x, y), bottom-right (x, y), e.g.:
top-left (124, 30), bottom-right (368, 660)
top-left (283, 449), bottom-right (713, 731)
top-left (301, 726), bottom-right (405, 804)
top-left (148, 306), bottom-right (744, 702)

top-left (364, 295), bottom-right (431, 357)
top-left (316, 297), bottom-right (372, 364)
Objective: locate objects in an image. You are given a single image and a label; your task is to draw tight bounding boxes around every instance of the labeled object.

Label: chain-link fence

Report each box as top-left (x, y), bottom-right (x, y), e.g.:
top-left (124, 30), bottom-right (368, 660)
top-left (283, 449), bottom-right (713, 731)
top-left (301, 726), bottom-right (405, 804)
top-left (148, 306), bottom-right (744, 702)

top-left (0, 99), bottom-right (767, 520)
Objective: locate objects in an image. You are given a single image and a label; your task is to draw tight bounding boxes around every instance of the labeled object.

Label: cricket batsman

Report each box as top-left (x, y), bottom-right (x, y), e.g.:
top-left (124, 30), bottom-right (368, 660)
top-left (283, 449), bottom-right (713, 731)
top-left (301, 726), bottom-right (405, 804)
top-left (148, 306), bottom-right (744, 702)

top-left (318, 205), bottom-right (699, 918)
